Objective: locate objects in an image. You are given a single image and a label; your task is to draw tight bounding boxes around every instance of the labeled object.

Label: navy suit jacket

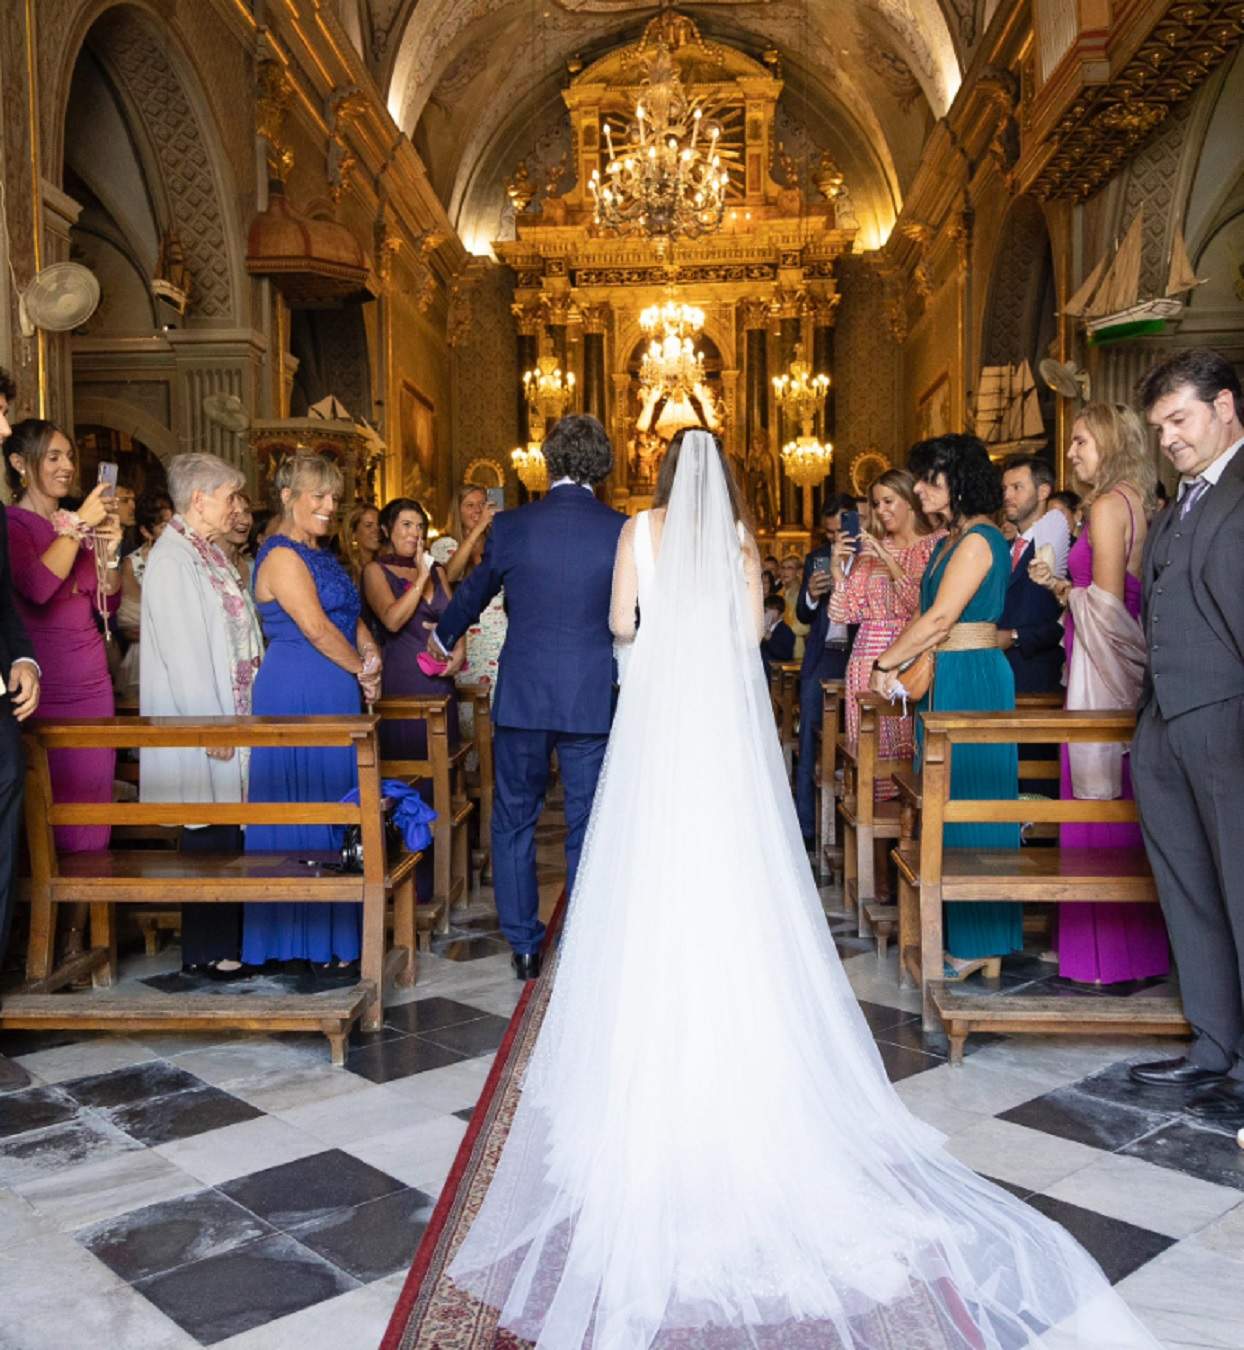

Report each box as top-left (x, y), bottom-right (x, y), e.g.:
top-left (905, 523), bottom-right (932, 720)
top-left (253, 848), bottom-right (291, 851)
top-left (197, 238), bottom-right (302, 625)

top-left (1, 505), bottom-right (36, 680)
top-left (998, 538), bottom-right (1064, 695)
top-left (436, 485), bottom-right (626, 735)
top-left (795, 544), bottom-right (855, 680)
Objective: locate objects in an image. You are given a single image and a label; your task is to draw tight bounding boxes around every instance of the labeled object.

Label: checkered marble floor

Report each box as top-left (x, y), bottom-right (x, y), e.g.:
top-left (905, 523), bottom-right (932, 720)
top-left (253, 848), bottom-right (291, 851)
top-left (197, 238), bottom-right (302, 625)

top-left (1, 835), bottom-right (1240, 1346)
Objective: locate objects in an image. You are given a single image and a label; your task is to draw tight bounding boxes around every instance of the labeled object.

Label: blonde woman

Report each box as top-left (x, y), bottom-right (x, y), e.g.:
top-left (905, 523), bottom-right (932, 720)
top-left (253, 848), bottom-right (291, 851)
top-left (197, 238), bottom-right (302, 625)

top-left (1031, 402), bottom-right (1167, 984)
top-left (337, 502), bottom-right (381, 584)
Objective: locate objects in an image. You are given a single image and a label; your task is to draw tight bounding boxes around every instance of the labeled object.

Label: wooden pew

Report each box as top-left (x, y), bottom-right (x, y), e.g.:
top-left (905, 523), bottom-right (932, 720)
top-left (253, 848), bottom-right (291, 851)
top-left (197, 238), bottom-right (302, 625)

top-left (838, 694), bottom-right (910, 938)
top-left (376, 695), bottom-right (475, 945)
top-left (464, 689), bottom-right (495, 885)
top-left (774, 660), bottom-right (802, 781)
top-left (894, 708), bottom-right (1189, 1060)
top-left (816, 678), bottom-right (845, 882)
top-left (868, 692), bottom-right (1064, 960)
top-left (4, 714), bottom-right (419, 1064)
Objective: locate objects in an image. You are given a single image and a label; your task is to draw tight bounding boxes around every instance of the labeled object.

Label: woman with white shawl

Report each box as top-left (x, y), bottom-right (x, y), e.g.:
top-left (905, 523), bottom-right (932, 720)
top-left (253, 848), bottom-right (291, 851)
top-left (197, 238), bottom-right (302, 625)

top-left (140, 453), bottom-right (263, 978)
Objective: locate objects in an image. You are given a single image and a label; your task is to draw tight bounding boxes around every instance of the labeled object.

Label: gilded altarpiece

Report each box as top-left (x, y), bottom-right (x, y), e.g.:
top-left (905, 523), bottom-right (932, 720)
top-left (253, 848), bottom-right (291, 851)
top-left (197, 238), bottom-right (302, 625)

top-left (494, 17), bottom-right (855, 531)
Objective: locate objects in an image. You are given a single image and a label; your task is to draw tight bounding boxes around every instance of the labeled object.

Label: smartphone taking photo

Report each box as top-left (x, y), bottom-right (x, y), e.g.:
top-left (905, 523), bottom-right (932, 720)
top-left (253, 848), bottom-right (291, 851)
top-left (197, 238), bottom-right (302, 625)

top-left (839, 508), bottom-right (861, 552)
top-left (97, 461), bottom-right (119, 496)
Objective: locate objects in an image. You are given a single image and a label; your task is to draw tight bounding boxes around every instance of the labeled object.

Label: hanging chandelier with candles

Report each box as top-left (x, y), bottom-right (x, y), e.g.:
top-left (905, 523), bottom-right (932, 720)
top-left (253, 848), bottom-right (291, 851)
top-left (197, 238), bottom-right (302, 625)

top-left (511, 442), bottom-right (549, 493)
top-left (523, 352), bottom-right (576, 432)
top-left (635, 299), bottom-right (721, 438)
top-left (588, 40), bottom-right (729, 241)
top-left (773, 342), bottom-right (833, 486)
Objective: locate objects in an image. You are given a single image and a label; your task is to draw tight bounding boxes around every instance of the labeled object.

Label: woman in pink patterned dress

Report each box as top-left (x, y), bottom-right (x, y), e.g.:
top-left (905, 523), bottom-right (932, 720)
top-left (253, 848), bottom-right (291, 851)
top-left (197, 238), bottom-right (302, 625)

top-left (829, 469), bottom-right (943, 801)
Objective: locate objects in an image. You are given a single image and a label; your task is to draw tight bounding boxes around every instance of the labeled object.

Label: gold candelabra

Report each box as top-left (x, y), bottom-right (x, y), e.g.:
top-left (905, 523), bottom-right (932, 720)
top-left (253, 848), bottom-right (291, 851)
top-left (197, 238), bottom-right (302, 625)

top-left (523, 352), bottom-right (576, 435)
top-left (511, 443), bottom-right (549, 493)
top-left (773, 342), bottom-right (832, 486)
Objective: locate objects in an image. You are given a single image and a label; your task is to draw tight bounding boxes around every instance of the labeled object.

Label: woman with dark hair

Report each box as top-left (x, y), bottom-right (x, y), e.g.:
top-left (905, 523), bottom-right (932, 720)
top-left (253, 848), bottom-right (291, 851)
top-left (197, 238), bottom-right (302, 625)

top-left (363, 498), bottom-right (465, 720)
top-left (871, 434), bottom-right (1021, 976)
top-left (5, 419), bottom-right (122, 853)
top-left (219, 490), bottom-right (255, 590)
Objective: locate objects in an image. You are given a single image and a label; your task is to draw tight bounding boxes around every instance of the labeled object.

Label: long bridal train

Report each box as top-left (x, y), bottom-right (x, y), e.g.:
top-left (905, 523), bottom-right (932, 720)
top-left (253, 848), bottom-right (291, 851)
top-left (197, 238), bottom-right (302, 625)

top-left (448, 432), bottom-right (1159, 1349)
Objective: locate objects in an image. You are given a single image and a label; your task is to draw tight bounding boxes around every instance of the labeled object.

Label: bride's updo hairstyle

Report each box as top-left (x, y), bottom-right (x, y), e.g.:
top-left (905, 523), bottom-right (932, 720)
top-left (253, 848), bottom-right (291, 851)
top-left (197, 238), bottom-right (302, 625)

top-left (653, 427), bottom-right (752, 529)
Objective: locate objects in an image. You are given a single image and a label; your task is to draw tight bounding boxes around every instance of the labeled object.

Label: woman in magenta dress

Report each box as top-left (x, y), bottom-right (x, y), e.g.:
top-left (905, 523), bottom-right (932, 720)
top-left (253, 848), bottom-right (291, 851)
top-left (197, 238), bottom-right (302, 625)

top-left (1032, 403), bottom-right (1169, 984)
top-left (5, 420), bottom-right (122, 851)
top-left (828, 469), bottom-right (943, 800)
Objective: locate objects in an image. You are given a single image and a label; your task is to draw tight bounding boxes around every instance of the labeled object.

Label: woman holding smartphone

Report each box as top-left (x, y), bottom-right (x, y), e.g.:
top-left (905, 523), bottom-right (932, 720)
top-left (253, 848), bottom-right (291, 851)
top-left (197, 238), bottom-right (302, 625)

top-left (829, 470), bottom-right (942, 800)
top-left (5, 421), bottom-right (122, 853)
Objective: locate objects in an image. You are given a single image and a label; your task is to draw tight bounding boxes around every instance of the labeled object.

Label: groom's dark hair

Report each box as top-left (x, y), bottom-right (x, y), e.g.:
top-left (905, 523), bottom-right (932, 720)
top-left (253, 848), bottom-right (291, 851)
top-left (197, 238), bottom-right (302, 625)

top-left (542, 414), bottom-right (614, 486)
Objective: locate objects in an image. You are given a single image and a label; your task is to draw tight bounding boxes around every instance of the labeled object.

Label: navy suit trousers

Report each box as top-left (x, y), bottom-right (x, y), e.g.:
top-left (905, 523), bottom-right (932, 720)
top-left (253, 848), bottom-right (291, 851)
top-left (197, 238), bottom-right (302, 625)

top-left (492, 726), bottom-right (609, 954)
top-left (796, 644), bottom-right (849, 840)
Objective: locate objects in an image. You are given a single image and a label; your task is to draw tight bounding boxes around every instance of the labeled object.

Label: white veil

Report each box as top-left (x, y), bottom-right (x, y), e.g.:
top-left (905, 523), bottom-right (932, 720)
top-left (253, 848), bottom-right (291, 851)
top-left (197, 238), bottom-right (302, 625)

top-left (448, 431), bottom-right (1159, 1349)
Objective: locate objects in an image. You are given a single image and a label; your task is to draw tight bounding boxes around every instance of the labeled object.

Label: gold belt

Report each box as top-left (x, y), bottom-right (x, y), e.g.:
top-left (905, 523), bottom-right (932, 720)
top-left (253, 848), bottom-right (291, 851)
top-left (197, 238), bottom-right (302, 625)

top-left (937, 622), bottom-right (999, 653)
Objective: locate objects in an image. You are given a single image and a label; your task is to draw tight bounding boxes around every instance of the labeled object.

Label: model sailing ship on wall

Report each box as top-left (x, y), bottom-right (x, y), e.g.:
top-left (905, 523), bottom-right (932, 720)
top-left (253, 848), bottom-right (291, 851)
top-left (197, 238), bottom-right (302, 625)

top-left (974, 358), bottom-right (1045, 459)
top-left (1064, 208), bottom-right (1205, 345)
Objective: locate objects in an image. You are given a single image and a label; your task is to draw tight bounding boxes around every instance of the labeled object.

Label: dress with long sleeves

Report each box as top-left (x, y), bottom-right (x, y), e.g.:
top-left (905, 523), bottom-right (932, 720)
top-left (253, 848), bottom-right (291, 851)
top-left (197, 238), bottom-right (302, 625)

top-left (829, 531), bottom-right (944, 799)
top-left (242, 536), bottom-right (363, 965)
top-left (6, 507), bottom-right (119, 851)
top-left (1057, 496), bottom-right (1169, 983)
top-left (917, 524), bottom-right (1022, 961)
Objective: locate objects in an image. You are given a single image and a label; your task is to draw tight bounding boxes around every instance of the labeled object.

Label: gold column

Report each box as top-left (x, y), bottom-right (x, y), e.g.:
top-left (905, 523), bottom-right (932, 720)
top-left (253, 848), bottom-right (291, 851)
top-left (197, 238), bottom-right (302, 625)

top-left (23, 0), bottom-right (46, 415)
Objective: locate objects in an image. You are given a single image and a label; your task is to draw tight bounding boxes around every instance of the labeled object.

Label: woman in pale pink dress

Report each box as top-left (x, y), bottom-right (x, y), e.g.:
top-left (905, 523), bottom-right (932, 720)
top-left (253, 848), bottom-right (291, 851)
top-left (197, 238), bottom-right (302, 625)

top-left (829, 469), bottom-right (943, 800)
top-left (5, 420), bottom-right (122, 851)
top-left (1031, 402), bottom-right (1169, 984)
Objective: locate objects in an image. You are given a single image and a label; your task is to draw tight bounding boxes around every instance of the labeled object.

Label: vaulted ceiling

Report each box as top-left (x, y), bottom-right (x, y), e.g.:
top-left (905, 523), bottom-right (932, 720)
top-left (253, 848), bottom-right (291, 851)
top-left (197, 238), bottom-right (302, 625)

top-left (366, 1), bottom-right (977, 255)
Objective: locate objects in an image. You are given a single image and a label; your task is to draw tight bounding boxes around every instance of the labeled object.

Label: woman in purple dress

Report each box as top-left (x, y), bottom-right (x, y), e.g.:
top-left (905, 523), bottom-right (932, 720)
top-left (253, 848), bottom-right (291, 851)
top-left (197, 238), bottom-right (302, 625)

top-left (5, 420), bottom-right (122, 852)
top-left (1032, 402), bottom-right (1169, 984)
top-left (363, 498), bottom-right (463, 901)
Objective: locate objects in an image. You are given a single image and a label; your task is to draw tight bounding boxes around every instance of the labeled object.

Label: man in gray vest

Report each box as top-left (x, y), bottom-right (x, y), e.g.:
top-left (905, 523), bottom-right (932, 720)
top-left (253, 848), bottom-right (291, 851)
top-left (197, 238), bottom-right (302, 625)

top-left (1129, 348), bottom-right (1244, 1122)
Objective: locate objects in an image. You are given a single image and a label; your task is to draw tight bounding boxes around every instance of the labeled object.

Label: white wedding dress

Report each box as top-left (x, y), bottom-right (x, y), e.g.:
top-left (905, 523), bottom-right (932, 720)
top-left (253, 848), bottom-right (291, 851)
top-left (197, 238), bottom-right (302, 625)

top-left (448, 432), bottom-right (1159, 1349)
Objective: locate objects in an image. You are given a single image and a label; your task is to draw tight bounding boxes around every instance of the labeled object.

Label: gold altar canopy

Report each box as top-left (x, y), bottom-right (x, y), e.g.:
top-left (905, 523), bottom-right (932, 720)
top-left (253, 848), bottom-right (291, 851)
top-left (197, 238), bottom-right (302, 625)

top-left (496, 12), bottom-right (856, 528)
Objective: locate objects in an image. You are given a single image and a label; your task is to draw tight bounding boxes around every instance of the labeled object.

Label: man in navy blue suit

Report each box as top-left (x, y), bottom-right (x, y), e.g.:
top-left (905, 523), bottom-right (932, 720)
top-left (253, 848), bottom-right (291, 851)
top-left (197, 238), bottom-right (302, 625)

top-left (996, 455), bottom-right (1065, 696)
top-left (793, 493), bottom-right (855, 845)
top-left (430, 415), bottom-right (626, 980)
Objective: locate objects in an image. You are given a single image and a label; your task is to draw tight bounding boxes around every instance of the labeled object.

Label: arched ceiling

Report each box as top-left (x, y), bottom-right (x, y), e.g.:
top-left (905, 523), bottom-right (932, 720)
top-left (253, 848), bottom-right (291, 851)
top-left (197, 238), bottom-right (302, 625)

top-left (382, 2), bottom-right (970, 256)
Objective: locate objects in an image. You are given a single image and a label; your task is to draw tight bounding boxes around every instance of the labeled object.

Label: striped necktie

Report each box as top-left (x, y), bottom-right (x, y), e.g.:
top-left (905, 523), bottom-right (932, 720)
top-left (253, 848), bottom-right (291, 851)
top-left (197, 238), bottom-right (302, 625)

top-left (1179, 476), bottom-right (1209, 518)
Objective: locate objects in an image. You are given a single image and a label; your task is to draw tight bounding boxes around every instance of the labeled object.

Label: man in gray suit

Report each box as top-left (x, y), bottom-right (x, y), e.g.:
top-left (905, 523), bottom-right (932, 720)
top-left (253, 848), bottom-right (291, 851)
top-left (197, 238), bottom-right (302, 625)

top-left (1129, 349), bottom-right (1244, 1122)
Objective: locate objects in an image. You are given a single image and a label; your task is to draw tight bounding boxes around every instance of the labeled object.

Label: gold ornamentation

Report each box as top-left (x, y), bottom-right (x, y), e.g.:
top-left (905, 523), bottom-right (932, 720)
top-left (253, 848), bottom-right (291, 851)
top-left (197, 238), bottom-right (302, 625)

top-left (326, 88), bottom-right (366, 203)
top-left (850, 448), bottom-right (891, 496)
top-left (505, 161), bottom-right (536, 214)
top-left (463, 456), bottom-right (506, 488)
top-left (814, 151), bottom-right (846, 203)
top-left (511, 443), bottom-right (549, 492)
top-left (256, 61), bottom-right (294, 182)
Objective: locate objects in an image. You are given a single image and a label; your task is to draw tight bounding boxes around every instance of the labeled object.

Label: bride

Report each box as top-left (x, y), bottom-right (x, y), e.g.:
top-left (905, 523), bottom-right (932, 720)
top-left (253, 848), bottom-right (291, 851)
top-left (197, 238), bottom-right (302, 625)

top-left (447, 429), bottom-right (1158, 1349)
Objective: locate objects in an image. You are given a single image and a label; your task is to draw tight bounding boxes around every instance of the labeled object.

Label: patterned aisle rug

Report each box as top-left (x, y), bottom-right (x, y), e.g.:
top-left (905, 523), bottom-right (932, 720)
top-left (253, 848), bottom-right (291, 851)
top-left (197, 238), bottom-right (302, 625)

top-left (381, 892), bottom-right (974, 1350)
top-left (380, 901), bottom-right (563, 1350)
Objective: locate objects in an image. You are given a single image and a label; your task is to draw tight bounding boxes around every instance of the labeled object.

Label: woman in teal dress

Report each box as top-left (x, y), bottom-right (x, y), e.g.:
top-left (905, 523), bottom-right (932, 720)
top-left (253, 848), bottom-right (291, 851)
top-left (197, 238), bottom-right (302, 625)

top-left (870, 433), bottom-right (1021, 976)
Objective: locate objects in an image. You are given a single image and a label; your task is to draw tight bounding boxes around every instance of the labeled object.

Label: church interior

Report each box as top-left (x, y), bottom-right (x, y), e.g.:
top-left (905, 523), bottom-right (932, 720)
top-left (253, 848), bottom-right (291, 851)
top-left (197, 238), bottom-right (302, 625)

top-left (2, 1), bottom-right (1244, 1346)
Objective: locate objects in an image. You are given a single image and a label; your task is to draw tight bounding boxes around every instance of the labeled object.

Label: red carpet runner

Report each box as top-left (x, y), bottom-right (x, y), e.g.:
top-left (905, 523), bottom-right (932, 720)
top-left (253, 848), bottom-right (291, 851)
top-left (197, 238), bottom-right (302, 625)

top-left (380, 898), bottom-right (565, 1350)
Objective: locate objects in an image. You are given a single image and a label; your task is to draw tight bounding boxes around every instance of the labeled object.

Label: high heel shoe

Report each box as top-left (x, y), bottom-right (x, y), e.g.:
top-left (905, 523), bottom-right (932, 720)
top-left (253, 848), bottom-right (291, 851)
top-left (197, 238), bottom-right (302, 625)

top-left (942, 955), bottom-right (1002, 982)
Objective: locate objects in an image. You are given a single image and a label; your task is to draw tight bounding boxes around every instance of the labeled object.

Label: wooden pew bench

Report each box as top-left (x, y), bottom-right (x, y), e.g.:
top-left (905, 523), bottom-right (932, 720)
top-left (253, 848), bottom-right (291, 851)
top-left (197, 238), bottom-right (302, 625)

top-left (376, 695), bottom-right (476, 944)
top-left (816, 678), bottom-right (845, 883)
top-left (893, 708), bottom-right (1189, 1060)
top-left (865, 692), bottom-right (1063, 960)
top-left (3, 715), bottom-right (419, 1065)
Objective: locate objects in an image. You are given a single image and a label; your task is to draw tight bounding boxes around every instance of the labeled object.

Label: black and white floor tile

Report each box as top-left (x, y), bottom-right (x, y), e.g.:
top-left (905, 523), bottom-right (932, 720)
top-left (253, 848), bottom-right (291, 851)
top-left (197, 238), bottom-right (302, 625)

top-left (0, 824), bottom-right (1239, 1346)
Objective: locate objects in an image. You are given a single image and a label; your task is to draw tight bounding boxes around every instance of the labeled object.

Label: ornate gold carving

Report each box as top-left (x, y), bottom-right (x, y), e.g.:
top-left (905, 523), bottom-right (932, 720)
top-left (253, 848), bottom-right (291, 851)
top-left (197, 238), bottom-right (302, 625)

top-left (505, 161), bottom-right (536, 214)
top-left (740, 296), bottom-right (771, 330)
top-left (813, 151), bottom-right (845, 203)
top-left (580, 303), bottom-right (609, 335)
top-left (463, 456), bottom-right (506, 488)
top-left (809, 292), bottom-right (841, 326)
top-left (1033, 2), bottom-right (1244, 200)
top-left (326, 88), bottom-right (366, 203)
top-left (257, 61), bottom-right (295, 182)
top-left (448, 275), bottom-right (475, 349)
top-left (374, 216), bottom-right (403, 283)
top-left (850, 448), bottom-right (892, 497)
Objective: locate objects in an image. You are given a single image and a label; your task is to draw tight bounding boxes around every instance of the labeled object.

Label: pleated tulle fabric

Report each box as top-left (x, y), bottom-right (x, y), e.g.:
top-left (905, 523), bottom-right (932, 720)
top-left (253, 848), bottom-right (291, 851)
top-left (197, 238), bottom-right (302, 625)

top-left (447, 434), bottom-right (1160, 1350)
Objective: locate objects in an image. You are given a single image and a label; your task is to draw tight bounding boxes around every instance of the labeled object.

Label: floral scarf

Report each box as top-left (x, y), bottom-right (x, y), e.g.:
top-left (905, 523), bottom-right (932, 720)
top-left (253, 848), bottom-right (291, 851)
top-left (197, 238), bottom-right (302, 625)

top-left (166, 514), bottom-right (263, 714)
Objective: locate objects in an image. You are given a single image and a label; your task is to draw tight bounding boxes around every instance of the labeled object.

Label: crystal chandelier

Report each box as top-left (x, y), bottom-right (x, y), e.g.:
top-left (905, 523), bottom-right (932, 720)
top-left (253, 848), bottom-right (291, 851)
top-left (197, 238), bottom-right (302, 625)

top-left (781, 436), bottom-right (834, 487)
top-left (774, 342), bottom-right (833, 486)
top-left (511, 443), bottom-right (549, 493)
top-left (588, 40), bottom-right (729, 241)
top-left (635, 300), bottom-right (721, 438)
top-left (523, 352), bottom-right (575, 437)
top-left (772, 343), bottom-right (830, 431)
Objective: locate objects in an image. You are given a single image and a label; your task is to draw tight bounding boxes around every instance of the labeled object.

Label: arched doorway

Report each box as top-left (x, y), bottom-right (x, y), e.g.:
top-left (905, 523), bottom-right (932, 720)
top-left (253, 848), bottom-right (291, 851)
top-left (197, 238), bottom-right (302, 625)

top-left (56, 4), bottom-right (254, 477)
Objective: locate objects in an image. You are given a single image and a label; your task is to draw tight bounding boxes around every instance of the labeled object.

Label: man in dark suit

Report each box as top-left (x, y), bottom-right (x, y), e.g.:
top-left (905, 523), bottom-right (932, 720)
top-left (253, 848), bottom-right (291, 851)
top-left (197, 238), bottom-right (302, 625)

top-left (793, 493), bottom-right (854, 845)
top-left (1, 368), bottom-right (41, 1065)
top-left (1127, 349), bottom-right (1244, 1122)
top-left (431, 415), bottom-right (626, 979)
top-left (996, 455), bottom-right (1065, 696)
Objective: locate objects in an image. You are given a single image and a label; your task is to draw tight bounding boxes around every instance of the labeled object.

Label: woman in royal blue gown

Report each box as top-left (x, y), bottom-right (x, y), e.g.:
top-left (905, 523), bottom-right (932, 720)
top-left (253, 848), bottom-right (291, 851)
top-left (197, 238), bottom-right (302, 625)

top-left (241, 453), bottom-right (382, 967)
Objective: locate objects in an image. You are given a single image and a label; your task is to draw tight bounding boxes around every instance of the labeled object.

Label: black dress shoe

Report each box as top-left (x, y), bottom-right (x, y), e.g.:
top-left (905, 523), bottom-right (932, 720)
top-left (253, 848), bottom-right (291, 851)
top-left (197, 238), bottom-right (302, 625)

top-left (1128, 1056), bottom-right (1229, 1089)
top-left (512, 951), bottom-right (542, 981)
top-left (1186, 1079), bottom-right (1244, 1121)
